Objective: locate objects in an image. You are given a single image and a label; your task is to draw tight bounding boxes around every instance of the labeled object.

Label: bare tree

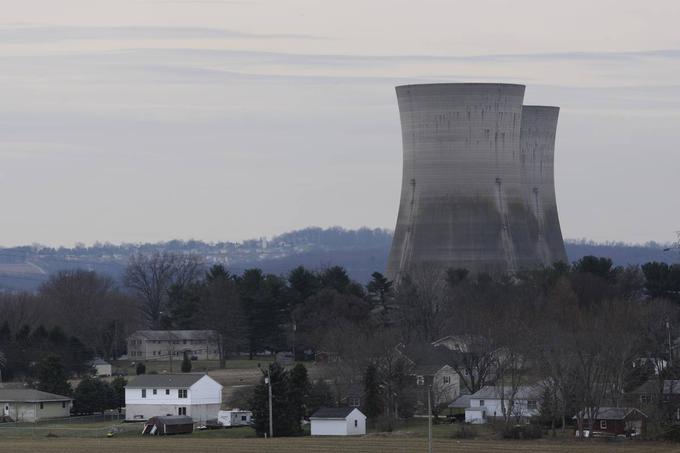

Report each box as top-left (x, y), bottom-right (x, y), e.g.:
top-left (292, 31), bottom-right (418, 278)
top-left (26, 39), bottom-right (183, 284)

top-left (395, 265), bottom-right (448, 343)
top-left (123, 252), bottom-right (204, 327)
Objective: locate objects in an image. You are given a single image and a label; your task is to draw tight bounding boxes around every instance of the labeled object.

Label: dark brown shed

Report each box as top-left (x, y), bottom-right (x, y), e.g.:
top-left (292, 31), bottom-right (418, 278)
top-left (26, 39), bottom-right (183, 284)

top-left (143, 415), bottom-right (194, 435)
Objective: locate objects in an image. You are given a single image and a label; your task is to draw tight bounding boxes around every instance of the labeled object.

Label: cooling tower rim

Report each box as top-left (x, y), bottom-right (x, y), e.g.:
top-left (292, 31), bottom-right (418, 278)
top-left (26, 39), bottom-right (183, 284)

top-left (523, 105), bottom-right (560, 110)
top-left (396, 82), bottom-right (525, 89)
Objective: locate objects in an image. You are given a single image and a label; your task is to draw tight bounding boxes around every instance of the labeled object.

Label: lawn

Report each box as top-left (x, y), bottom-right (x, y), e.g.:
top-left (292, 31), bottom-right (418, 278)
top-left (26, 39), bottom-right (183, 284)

top-left (1, 436), bottom-right (678, 453)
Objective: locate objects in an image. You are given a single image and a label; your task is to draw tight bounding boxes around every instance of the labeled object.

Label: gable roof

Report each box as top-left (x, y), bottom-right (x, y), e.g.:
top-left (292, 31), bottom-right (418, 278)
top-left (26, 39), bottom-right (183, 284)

top-left (0, 389), bottom-right (72, 402)
top-left (130, 330), bottom-right (216, 341)
top-left (310, 407), bottom-right (362, 419)
top-left (575, 407), bottom-right (647, 420)
top-left (126, 374), bottom-right (213, 389)
top-left (471, 385), bottom-right (540, 400)
top-left (448, 394), bottom-right (472, 409)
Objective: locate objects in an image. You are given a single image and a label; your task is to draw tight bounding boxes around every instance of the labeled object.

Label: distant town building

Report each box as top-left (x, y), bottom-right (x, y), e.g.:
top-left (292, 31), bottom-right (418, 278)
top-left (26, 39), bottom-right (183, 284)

top-left (127, 330), bottom-right (219, 361)
top-left (0, 389), bottom-right (72, 423)
top-left (310, 407), bottom-right (366, 436)
top-left (125, 373), bottom-right (222, 423)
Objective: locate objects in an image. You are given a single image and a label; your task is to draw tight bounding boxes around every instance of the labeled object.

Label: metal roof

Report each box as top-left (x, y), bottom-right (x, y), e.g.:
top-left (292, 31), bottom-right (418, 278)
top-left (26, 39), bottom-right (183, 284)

top-left (126, 373), bottom-right (210, 389)
top-left (148, 415), bottom-right (194, 425)
top-left (129, 330), bottom-right (216, 341)
top-left (310, 407), bottom-right (362, 419)
top-left (0, 389), bottom-right (72, 402)
top-left (470, 385), bottom-right (540, 400)
top-left (575, 407), bottom-right (647, 420)
top-left (448, 394), bottom-right (472, 409)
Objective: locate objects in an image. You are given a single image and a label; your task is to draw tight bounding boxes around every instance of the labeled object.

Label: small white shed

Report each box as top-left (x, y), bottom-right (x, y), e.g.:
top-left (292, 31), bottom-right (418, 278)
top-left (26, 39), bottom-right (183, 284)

top-left (310, 407), bottom-right (366, 436)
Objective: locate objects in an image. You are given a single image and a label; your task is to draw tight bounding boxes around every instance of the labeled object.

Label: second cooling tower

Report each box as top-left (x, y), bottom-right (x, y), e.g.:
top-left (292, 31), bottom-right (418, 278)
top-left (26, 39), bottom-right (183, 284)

top-left (386, 83), bottom-right (566, 282)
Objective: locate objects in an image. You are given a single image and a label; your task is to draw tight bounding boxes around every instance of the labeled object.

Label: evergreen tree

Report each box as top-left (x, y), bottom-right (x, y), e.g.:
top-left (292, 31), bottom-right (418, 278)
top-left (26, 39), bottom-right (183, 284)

top-left (181, 354), bottom-right (192, 372)
top-left (249, 362), bottom-right (298, 437)
top-left (73, 377), bottom-right (113, 414)
top-left (136, 362), bottom-right (146, 375)
top-left (34, 354), bottom-right (72, 396)
top-left (307, 380), bottom-right (334, 415)
top-left (110, 376), bottom-right (127, 409)
top-left (363, 364), bottom-right (383, 419)
top-left (289, 363), bottom-right (310, 426)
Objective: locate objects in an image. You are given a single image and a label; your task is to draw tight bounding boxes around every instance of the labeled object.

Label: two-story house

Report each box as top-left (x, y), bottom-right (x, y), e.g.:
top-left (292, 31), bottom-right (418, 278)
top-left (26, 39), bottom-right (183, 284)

top-left (125, 374), bottom-right (222, 423)
top-left (465, 385), bottom-right (541, 424)
top-left (127, 330), bottom-right (220, 361)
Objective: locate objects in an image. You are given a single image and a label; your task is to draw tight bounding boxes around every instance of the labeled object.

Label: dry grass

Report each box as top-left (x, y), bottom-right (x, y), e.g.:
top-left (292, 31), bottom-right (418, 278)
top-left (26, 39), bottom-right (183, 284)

top-left (1, 436), bottom-right (678, 453)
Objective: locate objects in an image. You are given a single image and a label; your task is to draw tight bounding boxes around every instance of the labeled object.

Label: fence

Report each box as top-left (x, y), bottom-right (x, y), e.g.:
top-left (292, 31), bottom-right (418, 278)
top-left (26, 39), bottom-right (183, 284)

top-left (0, 413), bottom-right (135, 439)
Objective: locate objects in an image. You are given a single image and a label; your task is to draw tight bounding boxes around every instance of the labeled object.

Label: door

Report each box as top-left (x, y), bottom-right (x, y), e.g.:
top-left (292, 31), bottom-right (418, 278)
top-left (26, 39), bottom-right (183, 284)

top-left (3, 405), bottom-right (9, 416)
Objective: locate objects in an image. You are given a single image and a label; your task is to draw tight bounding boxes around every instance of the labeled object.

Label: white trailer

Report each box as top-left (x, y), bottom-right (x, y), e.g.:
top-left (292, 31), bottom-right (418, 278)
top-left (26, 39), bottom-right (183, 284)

top-left (217, 410), bottom-right (252, 427)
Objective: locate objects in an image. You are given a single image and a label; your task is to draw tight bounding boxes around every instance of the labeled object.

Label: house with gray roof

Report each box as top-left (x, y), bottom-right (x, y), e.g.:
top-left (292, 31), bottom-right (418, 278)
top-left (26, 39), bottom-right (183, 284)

top-left (125, 373), bottom-right (222, 423)
top-left (127, 330), bottom-right (220, 361)
top-left (0, 389), bottom-right (72, 422)
top-left (465, 385), bottom-right (541, 424)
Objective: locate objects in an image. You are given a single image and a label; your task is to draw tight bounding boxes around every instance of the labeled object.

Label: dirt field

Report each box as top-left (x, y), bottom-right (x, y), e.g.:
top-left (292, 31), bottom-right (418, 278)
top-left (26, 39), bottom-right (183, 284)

top-left (2, 436), bottom-right (678, 453)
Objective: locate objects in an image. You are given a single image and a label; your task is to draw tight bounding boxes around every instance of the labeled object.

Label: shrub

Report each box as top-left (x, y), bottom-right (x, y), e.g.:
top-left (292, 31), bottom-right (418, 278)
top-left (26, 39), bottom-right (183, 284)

top-left (135, 362), bottom-right (146, 375)
top-left (502, 424), bottom-right (543, 439)
top-left (451, 424), bottom-right (476, 439)
top-left (374, 415), bottom-right (395, 433)
top-left (181, 356), bottom-right (192, 373)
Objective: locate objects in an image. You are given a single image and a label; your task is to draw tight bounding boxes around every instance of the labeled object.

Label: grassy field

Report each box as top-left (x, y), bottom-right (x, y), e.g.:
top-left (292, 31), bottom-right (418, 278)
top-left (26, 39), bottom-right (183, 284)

top-left (1, 419), bottom-right (678, 452)
top-left (1, 436), bottom-right (678, 453)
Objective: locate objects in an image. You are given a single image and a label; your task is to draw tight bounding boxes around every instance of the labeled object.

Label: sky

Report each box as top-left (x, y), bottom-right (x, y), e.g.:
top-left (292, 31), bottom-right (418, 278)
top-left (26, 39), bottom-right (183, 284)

top-left (1, 0), bottom-right (679, 247)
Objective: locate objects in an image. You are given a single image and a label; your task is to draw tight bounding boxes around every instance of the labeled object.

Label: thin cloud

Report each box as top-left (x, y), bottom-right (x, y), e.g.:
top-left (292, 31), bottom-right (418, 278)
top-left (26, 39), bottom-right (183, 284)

top-left (0, 25), bottom-right (324, 42)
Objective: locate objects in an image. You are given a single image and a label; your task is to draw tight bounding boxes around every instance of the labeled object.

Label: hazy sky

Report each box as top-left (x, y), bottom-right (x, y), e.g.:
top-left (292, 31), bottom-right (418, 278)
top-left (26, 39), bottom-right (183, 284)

top-left (2, 0), bottom-right (680, 247)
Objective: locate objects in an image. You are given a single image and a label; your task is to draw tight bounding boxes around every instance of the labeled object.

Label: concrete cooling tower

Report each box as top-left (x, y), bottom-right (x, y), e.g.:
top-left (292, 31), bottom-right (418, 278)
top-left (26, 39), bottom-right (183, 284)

top-left (385, 83), bottom-right (566, 282)
top-left (520, 106), bottom-right (567, 266)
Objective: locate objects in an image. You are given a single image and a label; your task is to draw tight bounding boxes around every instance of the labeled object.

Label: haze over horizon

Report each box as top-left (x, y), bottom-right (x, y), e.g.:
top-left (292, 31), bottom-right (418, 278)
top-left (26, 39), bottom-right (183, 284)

top-left (2, 0), bottom-right (680, 247)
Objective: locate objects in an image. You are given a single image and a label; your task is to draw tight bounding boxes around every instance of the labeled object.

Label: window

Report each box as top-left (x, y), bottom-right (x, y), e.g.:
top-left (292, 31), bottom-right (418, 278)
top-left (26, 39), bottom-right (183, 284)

top-left (640, 394), bottom-right (650, 404)
top-left (349, 397), bottom-right (360, 407)
top-left (179, 389), bottom-right (188, 398)
top-left (443, 376), bottom-right (451, 385)
top-left (527, 400), bottom-right (537, 410)
top-left (600, 420), bottom-right (607, 430)
top-left (241, 415), bottom-right (247, 421)
top-left (142, 389), bottom-right (147, 398)
top-left (62, 402), bottom-right (66, 408)
top-left (39, 403), bottom-right (44, 410)
top-left (178, 407), bottom-right (186, 416)
top-left (416, 376), bottom-right (424, 386)
top-left (166, 389), bottom-right (170, 395)
top-left (354, 420), bottom-right (358, 427)
top-left (479, 400), bottom-right (484, 407)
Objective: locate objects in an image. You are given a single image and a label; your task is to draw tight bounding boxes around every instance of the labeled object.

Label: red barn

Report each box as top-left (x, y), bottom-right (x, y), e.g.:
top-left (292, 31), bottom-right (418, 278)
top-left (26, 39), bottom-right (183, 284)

top-left (574, 407), bottom-right (646, 437)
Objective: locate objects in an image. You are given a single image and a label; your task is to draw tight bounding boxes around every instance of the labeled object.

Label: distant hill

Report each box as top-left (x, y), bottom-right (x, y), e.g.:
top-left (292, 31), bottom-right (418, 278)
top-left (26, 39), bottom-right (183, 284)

top-left (0, 227), bottom-right (676, 291)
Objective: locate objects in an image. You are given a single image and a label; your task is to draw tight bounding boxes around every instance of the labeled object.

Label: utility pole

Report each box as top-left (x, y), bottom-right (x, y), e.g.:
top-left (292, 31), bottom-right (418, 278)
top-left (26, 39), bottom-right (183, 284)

top-left (266, 368), bottom-right (273, 438)
top-left (427, 385), bottom-right (432, 453)
top-left (668, 320), bottom-right (673, 368)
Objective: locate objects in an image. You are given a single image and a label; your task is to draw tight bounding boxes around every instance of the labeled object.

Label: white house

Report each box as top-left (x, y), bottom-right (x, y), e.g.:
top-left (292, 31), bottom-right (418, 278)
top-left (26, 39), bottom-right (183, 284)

top-left (310, 407), bottom-right (366, 436)
top-left (0, 389), bottom-right (72, 423)
top-left (91, 358), bottom-right (112, 377)
top-left (465, 385), bottom-right (540, 424)
top-left (125, 374), bottom-right (222, 423)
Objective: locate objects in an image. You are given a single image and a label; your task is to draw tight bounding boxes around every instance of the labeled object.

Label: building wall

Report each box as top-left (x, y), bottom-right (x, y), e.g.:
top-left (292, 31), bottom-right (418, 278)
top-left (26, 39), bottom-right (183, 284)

top-left (311, 419), bottom-right (348, 436)
top-left (469, 397), bottom-right (539, 421)
top-left (345, 411), bottom-right (366, 435)
top-left (386, 83), bottom-right (534, 281)
top-left (190, 376), bottom-right (223, 405)
top-left (2, 401), bottom-right (71, 422)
